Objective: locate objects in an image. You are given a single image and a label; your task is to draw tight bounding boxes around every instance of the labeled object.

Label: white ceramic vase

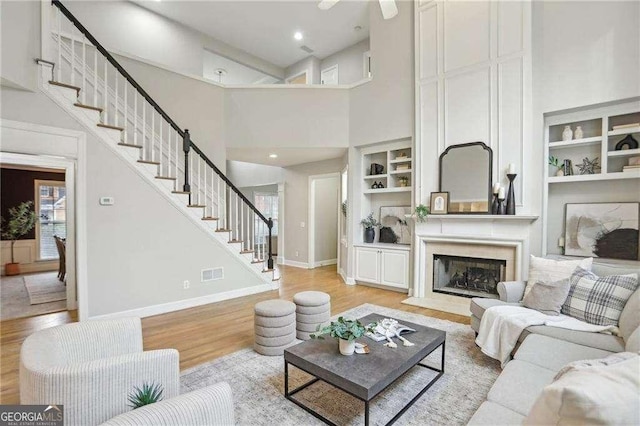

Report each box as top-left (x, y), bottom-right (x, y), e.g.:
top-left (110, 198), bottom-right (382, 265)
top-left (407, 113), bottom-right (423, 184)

top-left (574, 126), bottom-right (584, 139)
top-left (339, 338), bottom-right (355, 355)
top-left (562, 125), bottom-right (573, 141)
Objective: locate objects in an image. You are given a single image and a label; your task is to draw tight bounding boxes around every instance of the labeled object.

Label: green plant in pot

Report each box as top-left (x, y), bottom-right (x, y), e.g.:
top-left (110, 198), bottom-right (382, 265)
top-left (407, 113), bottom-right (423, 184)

top-left (1, 201), bottom-right (37, 276)
top-left (127, 382), bottom-right (164, 409)
top-left (360, 213), bottom-right (379, 244)
top-left (415, 204), bottom-right (430, 222)
top-left (311, 317), bottom-right (377, 355)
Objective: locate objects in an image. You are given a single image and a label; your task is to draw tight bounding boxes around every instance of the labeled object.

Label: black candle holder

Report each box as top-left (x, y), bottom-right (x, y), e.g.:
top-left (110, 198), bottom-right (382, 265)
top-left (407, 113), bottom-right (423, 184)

top-left (497, 197), bottom-right (506, 215)
top-left (491, 193), bottom-right (499, 215)
top-left (506, 173), bottom-right (517, 215)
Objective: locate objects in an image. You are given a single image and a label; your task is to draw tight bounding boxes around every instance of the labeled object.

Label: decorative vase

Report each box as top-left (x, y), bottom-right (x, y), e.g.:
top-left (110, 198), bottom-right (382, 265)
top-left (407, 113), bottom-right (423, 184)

top-left (574, 126), bottom-right (584, 139)
top-left (4, 263), bottom-right (20, 276)
top-left (339, 338), bottom-right (355, 356)
top-left (497, 198), bottom-right (506, 215)
top-left (491, 194), bottom-right (499, 215)
top-left (505, 174), bottom-right (517, 215)
top-left (562, 125), bottom-right (573, 141)
top-left (364, 227), bottom-right (375, 243)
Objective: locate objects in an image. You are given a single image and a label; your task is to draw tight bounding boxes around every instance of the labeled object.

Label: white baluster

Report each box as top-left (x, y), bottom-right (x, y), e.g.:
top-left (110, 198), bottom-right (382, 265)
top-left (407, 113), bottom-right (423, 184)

top-left (142, 102), bottom-right (146, 158)
top-left (114, 73), bottom-right (118, 128)
top-left (93, 48), bottom-right (97, 106)
top-left (159, 119), bottom-right (163, 176)
top-left (81, 35), bottom-right (86, 104)
top-left (189, 149), bottom-right (193, 199)
top-left (103, 61), bottom-right (108, 123)
top-left (151, 110), bottom-right (155, 162)
top-left (204, 161), bottom-right (208, 215)
top-left (134, 91), bottom-right (137, 146)
top-left (70, 28), bottom-right (75, 86)
top-left (235, 192), bottom-right (239, 240)
top-left (56, 8), bottom-right (61, 81)
top-left (217, 175), bottom-right (221, 222)
top-left (175, 132), bottom-right (179, 187)
top-left (123, 81), bottom-right (128, 144)
top-left (197, 156), bottom-right (201, 205)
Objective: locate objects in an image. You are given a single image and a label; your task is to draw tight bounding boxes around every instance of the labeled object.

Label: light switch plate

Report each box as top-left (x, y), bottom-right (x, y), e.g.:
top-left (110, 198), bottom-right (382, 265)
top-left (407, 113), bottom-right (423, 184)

top-left (99, 197), bottom-right (114, 206)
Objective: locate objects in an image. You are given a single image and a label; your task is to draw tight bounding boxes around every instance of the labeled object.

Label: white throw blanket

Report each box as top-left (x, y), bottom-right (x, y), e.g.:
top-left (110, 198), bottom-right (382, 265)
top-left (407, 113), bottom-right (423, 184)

top-left (475, 305), bottom-right (618, 367)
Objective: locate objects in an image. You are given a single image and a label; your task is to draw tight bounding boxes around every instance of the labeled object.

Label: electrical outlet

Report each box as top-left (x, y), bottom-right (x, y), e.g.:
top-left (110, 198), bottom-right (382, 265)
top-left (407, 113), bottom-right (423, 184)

top-left (183, 280), bottom-right (190, 289)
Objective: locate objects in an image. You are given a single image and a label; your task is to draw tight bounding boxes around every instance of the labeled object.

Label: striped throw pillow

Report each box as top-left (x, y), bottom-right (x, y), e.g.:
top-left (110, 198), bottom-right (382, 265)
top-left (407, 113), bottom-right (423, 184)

top-left (562, 267), bottom-right (639, 327)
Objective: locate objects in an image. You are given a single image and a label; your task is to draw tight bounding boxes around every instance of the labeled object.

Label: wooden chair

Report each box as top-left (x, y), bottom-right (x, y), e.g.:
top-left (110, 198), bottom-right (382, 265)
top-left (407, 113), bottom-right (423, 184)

top-left (53, 236), bottom-right (66, 282)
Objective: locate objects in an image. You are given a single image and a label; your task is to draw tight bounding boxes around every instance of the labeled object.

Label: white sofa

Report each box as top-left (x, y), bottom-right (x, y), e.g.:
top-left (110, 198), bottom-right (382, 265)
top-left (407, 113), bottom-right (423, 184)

top-left (20, 318), bottom-right (234, 426)
top-left (468, 262), bottom-right (640, 424)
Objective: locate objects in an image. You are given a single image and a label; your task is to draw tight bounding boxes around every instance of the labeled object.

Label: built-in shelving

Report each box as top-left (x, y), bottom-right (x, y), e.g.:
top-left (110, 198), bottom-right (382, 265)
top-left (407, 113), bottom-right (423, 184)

top-left (364, 174), bottom-right (388, 180)
top-left (548, 136), bottom-right (602, 149)
top-left (607, 148), bottom-right (640, 158)
top-left (608, 126), bottom-right (640, 136)
top-left (364, 186), bottom-right (412, 194)
top-left (389, 157), bottom-right (412, 164)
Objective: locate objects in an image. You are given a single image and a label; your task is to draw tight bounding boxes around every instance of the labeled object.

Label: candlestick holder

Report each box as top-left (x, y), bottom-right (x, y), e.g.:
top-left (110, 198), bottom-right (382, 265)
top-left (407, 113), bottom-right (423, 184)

top-left (497, 197), bottom-right (506, 215)
top-left (506, 173), bottom-right (517, 215)
top-left (491, 193), bottom-right (499, 215)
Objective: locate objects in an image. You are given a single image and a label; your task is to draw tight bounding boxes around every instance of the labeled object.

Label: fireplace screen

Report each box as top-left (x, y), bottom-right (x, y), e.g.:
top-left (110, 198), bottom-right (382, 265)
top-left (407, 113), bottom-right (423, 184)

top-left (433, 255), bottom-right (505, 299)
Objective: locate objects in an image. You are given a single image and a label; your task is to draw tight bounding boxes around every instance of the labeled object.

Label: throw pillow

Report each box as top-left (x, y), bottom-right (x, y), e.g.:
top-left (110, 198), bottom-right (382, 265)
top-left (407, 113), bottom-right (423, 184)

top-left (524, 255), bottom-right (592, 299)
top-left (524, 354), bottom-right (640, 426)
top-left (522, 278), bottom-right (570, 316)
top-left (562, 267), bottom-right (639, 327)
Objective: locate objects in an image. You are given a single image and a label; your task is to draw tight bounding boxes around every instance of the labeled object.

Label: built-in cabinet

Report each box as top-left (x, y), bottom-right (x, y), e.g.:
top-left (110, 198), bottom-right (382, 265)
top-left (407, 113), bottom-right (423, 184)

top-left (354, 244), bottom-right (410, 290)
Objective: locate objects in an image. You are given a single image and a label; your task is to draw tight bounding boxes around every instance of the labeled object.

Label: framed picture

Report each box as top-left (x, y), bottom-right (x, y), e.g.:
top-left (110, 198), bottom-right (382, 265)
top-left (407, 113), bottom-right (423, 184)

top-left (379, 206), bottom-right (412, 245)
top-left (430, 192), bottom-right (449, 215)
top-left (564, 202), bottom-right (640, 260)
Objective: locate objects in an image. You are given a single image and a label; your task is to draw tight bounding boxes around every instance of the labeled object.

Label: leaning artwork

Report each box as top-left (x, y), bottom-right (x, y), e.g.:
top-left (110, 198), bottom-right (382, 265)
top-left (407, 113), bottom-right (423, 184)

top-left (564, 202), bottom-right (640, 260)
top-left (379, 206), bottom-right (412, 245)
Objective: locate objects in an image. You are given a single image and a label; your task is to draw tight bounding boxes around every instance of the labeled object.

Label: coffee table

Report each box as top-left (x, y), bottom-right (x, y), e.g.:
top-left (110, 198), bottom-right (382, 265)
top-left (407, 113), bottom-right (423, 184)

top-left (284, 313), bottom-right (446, 426)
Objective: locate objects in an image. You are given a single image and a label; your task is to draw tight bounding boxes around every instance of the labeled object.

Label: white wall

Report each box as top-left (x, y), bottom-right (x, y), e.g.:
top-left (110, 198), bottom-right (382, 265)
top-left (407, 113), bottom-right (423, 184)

top-left (0, 86), bottom-right (263, 318)
top-left (320, 38), bottom-right (370, 85)
top-left (226, 160), bottom-right (283, 188)
top-left (65, 1), bottom-right (283, 80)
top-left (0, 1), bottom-right (40, 91)
top-left (285, 56), bottom-right (321, 84)
top-left (349, 1), bottom-right (414, 146)
top-left (312, 175), bottom-right (339, 264)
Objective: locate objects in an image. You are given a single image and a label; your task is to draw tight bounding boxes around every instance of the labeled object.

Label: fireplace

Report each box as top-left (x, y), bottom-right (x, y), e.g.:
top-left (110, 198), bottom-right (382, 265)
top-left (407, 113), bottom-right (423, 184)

top-left (433, 254), bottom-right (506, 299)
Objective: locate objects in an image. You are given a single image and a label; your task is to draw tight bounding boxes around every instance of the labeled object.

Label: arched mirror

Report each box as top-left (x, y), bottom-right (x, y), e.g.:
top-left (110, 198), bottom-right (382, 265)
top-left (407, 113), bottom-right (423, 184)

top-left (439, 142), bottom-right (493, 214)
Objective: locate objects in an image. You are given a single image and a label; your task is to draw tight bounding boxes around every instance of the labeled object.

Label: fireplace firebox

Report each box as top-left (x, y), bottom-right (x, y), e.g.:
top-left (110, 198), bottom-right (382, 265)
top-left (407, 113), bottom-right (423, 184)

top-left (433, 254), bottom-right (505, 299)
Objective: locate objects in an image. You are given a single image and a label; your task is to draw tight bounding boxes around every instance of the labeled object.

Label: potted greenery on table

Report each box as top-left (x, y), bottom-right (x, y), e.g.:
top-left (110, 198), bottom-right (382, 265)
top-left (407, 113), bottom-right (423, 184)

top-left (360, 212), bottom-right (379, 244)
top-left (311, 317), bottom-right (377, 355)
top-left (1, 201), bottom-right (37, 276)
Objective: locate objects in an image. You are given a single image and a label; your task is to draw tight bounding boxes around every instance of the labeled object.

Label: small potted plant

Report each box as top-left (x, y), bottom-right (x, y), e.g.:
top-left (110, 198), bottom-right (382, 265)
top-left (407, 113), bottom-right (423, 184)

top-left (549, 155), bottom-right (562, 176)
top-left (1, 201), bottom-right (37, 276)
top-left (360, 212), bottom-right (379, 243)
top-left (415, 204), bottom-right (429, 222)
top-left (128, 382), bottom-right (164, 409)
top-left (311, 317), bottom-right (377, 356)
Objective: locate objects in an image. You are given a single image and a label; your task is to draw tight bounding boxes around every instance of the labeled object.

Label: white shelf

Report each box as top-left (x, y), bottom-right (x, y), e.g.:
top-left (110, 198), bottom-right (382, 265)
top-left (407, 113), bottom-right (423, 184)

top-left (608, 126), bottom-right (640, 136)
top-left (548, 170), bottom-right (640, 183)
top-left (353, 242), bottom-right (411, 251)
top-left (390, 169), bottom-right (412, 175)
top-left (363, 174), bottom-right (388, 180)
top-left (548, 136), bottom-right (602, 149)
top-left (607, 148), bottom-right (640, 158)
top-left (407, 214), bottom-right (538, 222)
top-left (389, 157), bottom-right (412, 164)
top-left (364, 186), bottom-right (412, 194)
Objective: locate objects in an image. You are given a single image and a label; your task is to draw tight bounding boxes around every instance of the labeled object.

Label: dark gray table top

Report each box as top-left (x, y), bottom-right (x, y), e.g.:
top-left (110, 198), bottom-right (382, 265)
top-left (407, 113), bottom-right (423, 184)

top-left (284, 313), bottom-right (446, 401)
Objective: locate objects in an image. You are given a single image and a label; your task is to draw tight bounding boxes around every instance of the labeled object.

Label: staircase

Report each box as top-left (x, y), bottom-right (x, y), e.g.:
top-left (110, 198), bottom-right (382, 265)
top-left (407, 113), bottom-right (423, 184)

top-left (39, 0), bottom-right (279, 285)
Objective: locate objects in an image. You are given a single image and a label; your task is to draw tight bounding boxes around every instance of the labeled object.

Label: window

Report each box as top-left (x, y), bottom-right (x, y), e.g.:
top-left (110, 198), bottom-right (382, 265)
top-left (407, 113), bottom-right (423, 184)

top-left (35, 180), bottom-right (66, 260)
top-left (254, 193), bottom-right (278, 244)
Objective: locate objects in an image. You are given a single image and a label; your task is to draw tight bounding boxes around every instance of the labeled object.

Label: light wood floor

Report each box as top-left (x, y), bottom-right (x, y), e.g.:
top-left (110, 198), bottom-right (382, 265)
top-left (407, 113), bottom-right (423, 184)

top-left (0, 265), bottom-right (468, 404)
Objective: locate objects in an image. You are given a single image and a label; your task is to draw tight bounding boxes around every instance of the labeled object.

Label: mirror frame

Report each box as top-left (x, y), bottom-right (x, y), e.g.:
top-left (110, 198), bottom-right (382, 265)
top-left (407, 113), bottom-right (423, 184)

top-left (438, 141), bottom-right (493, 214)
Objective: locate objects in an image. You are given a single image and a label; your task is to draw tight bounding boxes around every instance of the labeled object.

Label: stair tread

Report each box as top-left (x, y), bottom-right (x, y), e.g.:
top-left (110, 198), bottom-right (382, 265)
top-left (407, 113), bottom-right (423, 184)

top-left (240, 250), bottom-right (254, 254)
top-left (215, 229), bottom-right (232, 232)
top-left (201, 217), bottom-right (219, 220)
top-left (155, 176), bottom-right (177, 180)
top-left (74, 103), bottom-right (103, 112)
top-left (251, 259), bottom-right (265, 264)
top-left (137, 160), bottom-right (160, 165)
top-left (262, 268), bottom-right (275, 273)
top-left (118, 143), bottom-right (143, 149)
top-left (97, 123), bottom-right (124, 131)
top-left (187, 204), bottom-right (206, 208)
top-left (172, 191), bottom-right (190, 194)
top-left (49, 80), bottom-right (81, 93)
top-left (229, 240), bottom-right (243, 243)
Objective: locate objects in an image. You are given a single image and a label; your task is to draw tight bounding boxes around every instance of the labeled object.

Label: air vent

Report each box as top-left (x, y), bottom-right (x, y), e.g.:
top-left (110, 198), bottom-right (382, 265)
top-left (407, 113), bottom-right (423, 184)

top-left (201, 267), bottom-right (224, 282)
top-left (300, 45), bottom-right (314, 54)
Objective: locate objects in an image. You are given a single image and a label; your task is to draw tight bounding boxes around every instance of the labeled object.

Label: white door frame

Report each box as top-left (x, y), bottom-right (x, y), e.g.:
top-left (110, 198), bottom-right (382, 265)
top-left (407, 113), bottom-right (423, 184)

top-left (337, 165), bottom-right (348, 278)
top-left (308, 172), bottom-right (340, 269)
top-left (320, 64), bottom-right (339, 85)
top-left (1, 119), bottom-right (87, 318)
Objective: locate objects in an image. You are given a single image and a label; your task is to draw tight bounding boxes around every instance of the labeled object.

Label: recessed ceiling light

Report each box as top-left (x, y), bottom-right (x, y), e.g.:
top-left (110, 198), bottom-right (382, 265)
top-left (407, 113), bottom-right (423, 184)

top-left (294, 32), bottom-right (303, 41)
top-left (269, 154), bottom-right (278, 158)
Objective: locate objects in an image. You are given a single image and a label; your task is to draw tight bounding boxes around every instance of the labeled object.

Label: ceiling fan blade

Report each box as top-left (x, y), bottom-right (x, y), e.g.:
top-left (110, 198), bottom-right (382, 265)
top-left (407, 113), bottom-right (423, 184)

top-left (378, 0), bottom-right (398, 20)
top-left (318, 0), bottom-right (340, 11)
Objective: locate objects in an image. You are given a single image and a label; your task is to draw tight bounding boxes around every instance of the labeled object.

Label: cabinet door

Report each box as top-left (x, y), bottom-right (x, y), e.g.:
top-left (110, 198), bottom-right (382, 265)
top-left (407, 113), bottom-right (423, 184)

top-left (355, 247), bottom-right (380, 283)
top-left (380, 249), bottom-right (410, 289)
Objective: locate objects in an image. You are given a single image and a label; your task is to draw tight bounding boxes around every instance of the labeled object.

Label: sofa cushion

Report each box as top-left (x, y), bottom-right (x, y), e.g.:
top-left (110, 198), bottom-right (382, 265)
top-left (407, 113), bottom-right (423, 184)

top-left (522, 278), bottom-right (570, 315)
top-left (519, 325), bottom-right (625, 353)
top-left (626, 326), bottom-right (640, 352)
top-left (619, 288), bottom-right (640, 342)
top-left (561, 267), bottom-right (638, 327)
top-left (525, 255), bottom-right (592, 299)
top-left (514, 334), bottom-right (613, 372)
top-left (487, 360), bottom-right (556, 416)
top-left (524, 354), bottom-right (640, 426)
top-left (470, 297), bottom-right (519, 321)
top-left (467, 401), bottom-right (525, 425)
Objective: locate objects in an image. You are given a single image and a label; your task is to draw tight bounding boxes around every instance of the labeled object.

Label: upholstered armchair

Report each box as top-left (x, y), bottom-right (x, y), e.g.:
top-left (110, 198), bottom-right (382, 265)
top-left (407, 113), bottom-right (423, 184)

top-left (19, 318), bottom-right (234, 426)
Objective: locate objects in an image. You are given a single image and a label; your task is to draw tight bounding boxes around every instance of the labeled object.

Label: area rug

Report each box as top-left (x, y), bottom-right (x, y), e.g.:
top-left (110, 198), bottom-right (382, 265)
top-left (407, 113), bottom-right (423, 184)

top-left (23, 272), bottom-right (66, 305)
top-left (181, 303), bottom-right (500, 425)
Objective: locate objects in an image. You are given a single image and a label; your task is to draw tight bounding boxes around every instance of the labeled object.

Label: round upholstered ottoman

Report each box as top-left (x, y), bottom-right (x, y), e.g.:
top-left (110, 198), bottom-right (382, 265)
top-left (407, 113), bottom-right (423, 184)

top-left (293, 291), bottom-right (331, 340)
top-left (253, 299), bottom-right (297, 356)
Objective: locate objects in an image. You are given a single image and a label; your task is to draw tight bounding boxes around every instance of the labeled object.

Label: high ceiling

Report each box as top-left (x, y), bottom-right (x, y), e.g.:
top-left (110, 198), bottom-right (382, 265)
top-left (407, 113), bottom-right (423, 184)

top-left (227, 147), bottom-right (347, 167)
top-left (134, 0), bottom-right (370, 69)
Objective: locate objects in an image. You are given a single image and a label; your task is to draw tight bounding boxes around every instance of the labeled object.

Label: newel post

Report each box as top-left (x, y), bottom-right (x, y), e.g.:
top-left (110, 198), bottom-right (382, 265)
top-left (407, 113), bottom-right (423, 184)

top-left (183, 129), bottom-right (191, 197)
top-left (267, 217), bottom-right (274, 270)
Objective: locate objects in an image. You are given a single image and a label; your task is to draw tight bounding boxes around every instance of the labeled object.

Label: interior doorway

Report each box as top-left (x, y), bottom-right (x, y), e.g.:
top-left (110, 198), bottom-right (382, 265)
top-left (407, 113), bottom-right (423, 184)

top-left (321, 65), bottom-right (339, 85)
top-left (308, 173), bottom-right (340, 269)
top-left (0, 154), bottom-right (77, 320)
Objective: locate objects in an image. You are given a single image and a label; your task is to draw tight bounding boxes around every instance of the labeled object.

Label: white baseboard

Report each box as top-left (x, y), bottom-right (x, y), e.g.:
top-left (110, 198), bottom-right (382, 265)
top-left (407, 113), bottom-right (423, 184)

top-left (312, 259), bottom-right (337, 268)
top-left (339, 268), bottom-right (356, 285)
top-left (282, 259), bottom-right (310, 269)
top-left (88, 283), bottom-right (275, 320)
